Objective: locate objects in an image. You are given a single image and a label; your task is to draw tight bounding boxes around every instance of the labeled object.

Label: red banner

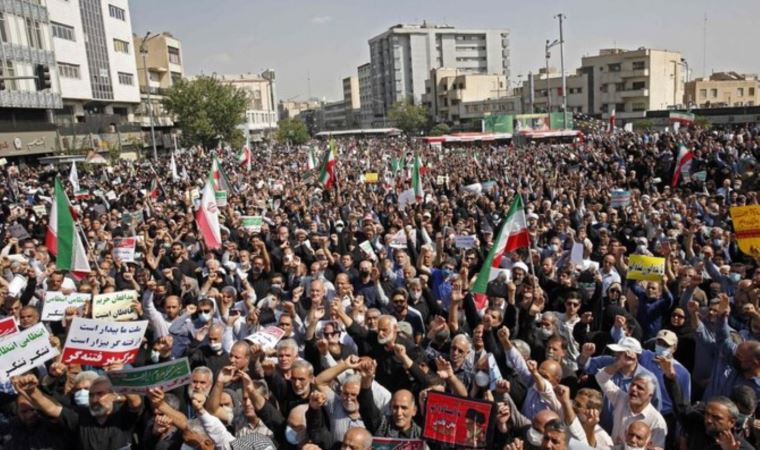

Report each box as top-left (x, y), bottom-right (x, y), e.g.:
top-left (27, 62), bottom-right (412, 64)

top-left (422, 391), bottom-right (493, 448)
top-left (0, 317), bottom-right (19, 338)
top-left (61, 347), bottom-right (140, 367)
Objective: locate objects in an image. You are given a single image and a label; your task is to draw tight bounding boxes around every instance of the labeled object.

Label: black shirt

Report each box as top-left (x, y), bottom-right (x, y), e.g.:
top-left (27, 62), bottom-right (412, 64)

top-left (59, 401), bottom-right (144, 450)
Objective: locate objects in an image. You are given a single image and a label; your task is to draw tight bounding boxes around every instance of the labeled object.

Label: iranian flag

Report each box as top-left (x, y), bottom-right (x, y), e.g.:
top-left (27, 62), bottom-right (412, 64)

top-left (669, 112), bottom-right (695, 125)
top-left (608, 108), bottom-right (616, 131)
top-left (69, 161), bottom-right (80, 192)
top-left (195, 171), bottom-right (222, 250)
top-left (318, 139), bottom-right (337, 189)
top-left (170, 152), bottom-right (179, 181)
top-left (238, 144), bottom-right (251, 172)
top-left (672, 144), bottom-right (693, 187)
top-left (148, 179), bottom-right (159, 199)
top-left (471, 194), bottom-right (530, 306)
top-left (211, 157), bottom-right (232, 192)
top-left (307, 148), bottom-right (318, 171)
top-left (46, 177), bottom-right (91, 275)
top-left (412, 154), bottom-right (424, 200)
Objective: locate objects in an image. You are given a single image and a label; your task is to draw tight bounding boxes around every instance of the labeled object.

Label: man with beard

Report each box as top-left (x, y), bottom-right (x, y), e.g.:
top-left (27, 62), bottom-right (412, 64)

top-left (3, 394), bottom-right (73, 450)
top-left (185, 366), bottom-right (214, 419)
top-left (14, 373), bottom-right (144, 450)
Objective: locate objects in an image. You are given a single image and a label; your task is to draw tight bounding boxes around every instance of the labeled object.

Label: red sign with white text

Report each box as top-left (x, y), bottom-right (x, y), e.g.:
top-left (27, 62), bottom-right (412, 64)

top-left (422, 391), bottom-right (493, 448)
top-left (0, 317), bottom-right (19, 338)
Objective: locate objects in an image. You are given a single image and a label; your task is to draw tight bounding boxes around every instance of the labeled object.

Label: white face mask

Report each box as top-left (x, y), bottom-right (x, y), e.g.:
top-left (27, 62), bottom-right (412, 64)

top-left (526, 427), bottom-right (544, 447)
top-left (624, 444), bottom-right (646, 450)
top-left (474, 370), bottom-right (490, 388)
top-left (209, 342), bottom-right (223, 352)
top-left (150, 350), bottom-right (161, 362)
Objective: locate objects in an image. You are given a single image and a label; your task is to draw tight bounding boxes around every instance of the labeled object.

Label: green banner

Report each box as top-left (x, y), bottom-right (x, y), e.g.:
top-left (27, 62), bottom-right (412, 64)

top-left (108, 357), bottom-right (191, 394)
top-left (549, 112), bottom-right (574, 129)
top-left (482, 115), bottom-right (514, 133)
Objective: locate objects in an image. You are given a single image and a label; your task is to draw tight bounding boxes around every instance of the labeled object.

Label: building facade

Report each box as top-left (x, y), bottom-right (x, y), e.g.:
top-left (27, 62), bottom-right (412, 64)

top-left (685, 72), bottom-right (760, 108)
top-left (279, 99), bottom-right (321, 120)
top-left (519, 68), bottom-right (589, 115)
top-left (357, 62), bottom-right (374, 127)
top-left (218, 71), bottom-right (277, 139)
top-left (422, 68), bottom-right (508, 123)
top-left (369, 23), bottom-right (510, 117)
top-left (342, 75), bottom-right (360, 128)
top-left (322, 100), bottom-right (346, 131)
top-left (457, 95), bottom-right (522, 122)
top-left (133, 31), bottom-right (183, 148)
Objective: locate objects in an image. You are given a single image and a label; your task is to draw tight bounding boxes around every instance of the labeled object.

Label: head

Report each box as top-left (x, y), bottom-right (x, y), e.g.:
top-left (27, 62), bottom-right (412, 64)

top-left (450, 334), bottom-right (471, 368)
top-left (528, 409), bottom-right (561, 447)
top-left (365, 308), bottom-right (381, 331)
top-left (290, 360), bottom-right (313, 398)
top-left (285, 404), bottom-right (309, 446)
top-left (340, 376), bottom-right (361, 414)
top-left (376, 315), bottom-right (397, 346)
top-left (670, 307), bottom-right (686, 328)
top-left (19, 305), bottom-right (39, 329)
top-left (88, 377), bottom-right (115, 418)
top-left (624, 421), bottom-right (652, 450)
top-left (390, 389), bottom-right (417, 431)
top-left (276, 338), bottom-right (299, 372)
top-left (16, 395), bottom-right (41, 426)
top-left (573, 388), bottom-right (602, 424)
top-left (229, 341), bottom-right (250, 371)
top-left (734, 340), bottom-right (760, 374)
top-left (628, 374), bottom-right (656, 411)
top-left (190, 366), bottom-right (213, 397)
top-left (545, 335), bottom-right (567, 363)
top-left (538, 359), bottom-right (562, 387)
top-left (541, 419), bottom-right (570, 450)
top-left (341, 427), bottom-right (373, 450)
top-left (391, 288), bottom-right (409, 317)
top-left (164, 295), bottom-right (181, 320)
top-left (704, 396), bottom-right (740, 437)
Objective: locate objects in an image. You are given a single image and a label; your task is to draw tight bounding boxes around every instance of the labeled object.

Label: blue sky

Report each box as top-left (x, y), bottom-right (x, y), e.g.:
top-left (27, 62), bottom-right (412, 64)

top-left (131, 0), bottom-right (760, 102)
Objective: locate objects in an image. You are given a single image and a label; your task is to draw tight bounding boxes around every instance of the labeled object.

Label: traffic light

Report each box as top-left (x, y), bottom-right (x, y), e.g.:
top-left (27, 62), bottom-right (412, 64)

top-left (0, 65), bottom-right (4, 91)
top-left (34, 64), bottom-right (51, 91)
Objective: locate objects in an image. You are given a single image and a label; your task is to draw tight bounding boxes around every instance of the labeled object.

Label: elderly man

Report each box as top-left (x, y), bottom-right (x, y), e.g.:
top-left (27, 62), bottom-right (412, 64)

top-left (612, 421), bottom-right (651, 450)
top-left (340, 427), bottom-right (373, 450)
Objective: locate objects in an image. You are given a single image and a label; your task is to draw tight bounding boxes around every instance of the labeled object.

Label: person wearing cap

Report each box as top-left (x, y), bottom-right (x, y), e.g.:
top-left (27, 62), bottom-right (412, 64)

top-left (596, 354), bottom-right (667, 448)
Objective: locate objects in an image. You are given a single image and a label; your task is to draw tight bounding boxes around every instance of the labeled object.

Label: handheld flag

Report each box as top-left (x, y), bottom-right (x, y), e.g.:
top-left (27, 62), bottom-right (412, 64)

top-left (46, 177), bottom-right (91, 275)
top-left (69, 161), bottom-right (80, 192)
top-left (672, 144), bottom-right (693, 187)
top-left (239, 136), bottom-right (252, 172)
top-left (318, 139), bottom-right (337, 189)
top-left (211, 157), bottom-right (232, 192)
top-left (412, 154), bottom-right (424, 200)
top-left (170, 153), bottom-right (179, 181)
top-left (195, 170), bottom-right (222, 249)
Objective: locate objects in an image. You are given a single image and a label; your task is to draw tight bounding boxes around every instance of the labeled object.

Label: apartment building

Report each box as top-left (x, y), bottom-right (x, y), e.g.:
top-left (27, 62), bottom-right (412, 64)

top-left (685, 72), bottom-right (760, 108)
top-left (279, 99), bottom-right (321, 120)
top-left (342, 75), bottom-right (360, 128)
top-left (422, 68), bottom-right (508, 123)
top-left (520, 67), bottom-right (589, 115)
top-left (357, 62), bottom-right (373, 127)
top-left (219, 71), bottom-right (277, 139)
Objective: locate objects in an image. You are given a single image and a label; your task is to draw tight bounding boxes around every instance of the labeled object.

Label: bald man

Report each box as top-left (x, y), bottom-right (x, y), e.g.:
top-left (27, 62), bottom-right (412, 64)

top-left (342, 427), bottom-right (373, 450)
top-left (360, 388), bottom-right (422, 439)
top-left (618, 421), bottom-right (651, 450)
top-left (518, 357), bottom-right (564, 419)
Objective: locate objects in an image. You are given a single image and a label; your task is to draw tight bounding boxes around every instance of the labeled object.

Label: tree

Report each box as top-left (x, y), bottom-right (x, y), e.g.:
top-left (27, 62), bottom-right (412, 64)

top-left (162, 76), bottom-right (249, 149)
top-left (430, 123), bottom-right (451, 136)
top-left (388, 100), bottom-right (429, 135)
top-left (276, 118), bottom-right (310, 145)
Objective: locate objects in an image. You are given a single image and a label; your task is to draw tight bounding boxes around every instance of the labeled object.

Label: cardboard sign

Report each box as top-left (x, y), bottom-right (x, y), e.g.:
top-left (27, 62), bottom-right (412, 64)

top-left (570, 242), bottom-right (585, 264)
top-left (92, 290), bottom-right (139, 321)
top-left (108, 357), bottom-right (192, 395)
top-left (436, 175), bottom-right (449, 186)
top-left (626, 255), bottom-right (666, 281)
top-left (423, 391), bottom-right (493, 448)
top-left (0, 323), bottom-right (59, 378)
top-left (610, 189), bottom-right (631, 208)
top-left (371, 437), bottom-right (424, 450)
top-left (731, 205), bottom-right (760, 257)
top-left (389, 230), bottom-right (408, 249)
top-left (8, 224), bottom-right (30, 240)
top-left (241, 216), bottom-right (263, 233)
top-left (0, 316), bottom-right (19, 339)
top-left (32, 205), bottom-right (47, 217)
top-left (244, 326), bottom-right (286, 352)
top-left (41, 291), bottom-right (90, 321)
top-left (454, 235), bottom-right (477, 249)
top-left (359, 241), bottom-right (378, 261)
top-left (215, 190), bottom-right (228, 207)
top-left (112, 237), bottom-right (137, 263)
top-left (61, 317), bottom-right (148, 367)
top-left (398, 188), bottom-right (416, 209)
top-left (364, 172), bottom-right (379, 183)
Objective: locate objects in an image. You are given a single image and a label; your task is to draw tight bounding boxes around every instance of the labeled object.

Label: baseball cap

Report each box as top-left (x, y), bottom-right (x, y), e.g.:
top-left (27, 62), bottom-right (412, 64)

top-left (607, 337), bottom-right (642, 354)
top-left (656, 329), bottom-right (678, 347)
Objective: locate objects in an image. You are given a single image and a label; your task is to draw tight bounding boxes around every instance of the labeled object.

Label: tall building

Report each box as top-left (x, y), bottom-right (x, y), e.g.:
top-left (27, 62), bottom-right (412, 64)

top-left (342, 75), bottom-right (360, 128)
top-left (520, 67), bottom-right (589, 114)
top-left (369, 23), bottom-right (510, 117)
top-left (357, 63), bottom-right (374, 127)
top-left (48, 0), bottom-right (140, 123)
top-left (218, 71), bottom-right (277, 139)
top-left (133, 32), bottom-right (184, 148)
top-left (422, 68), bottom-right (508, 123)
top-left (0, 0), bottom-right (62, 158)
top-left (685, 72), bottom-right (760, 108)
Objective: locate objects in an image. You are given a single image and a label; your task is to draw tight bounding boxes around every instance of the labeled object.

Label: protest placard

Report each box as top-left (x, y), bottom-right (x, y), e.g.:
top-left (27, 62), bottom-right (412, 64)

top-left (371, 437), bottom-right (424, 450)
top-left (626, 255), bottom-right (666, 281)
top-left (0, 323), bottom-right (59, 378)
top-left (389, 230), bottom-right (408, 249)
top-left (32, 205), bottom-right (47, 217)
top-left (364, 172), bottom-right (379, 183)
top-left (244, 326), bottom-right (286, 352)
top-left (692, 171), bottom-right (707, 182)
top-left (241, 216), bottom-right (263, 233)
top-left (570, 242), bottom-right (585, 264)
top-left (7, 275), bottom-right (26, 297)
top-left (423, 391), bottom-right (493, 448)
top-left (610, 190), bottom-right (631, 208)
top-left (398, 188), bottom-right (416, 209)
top-left (454, 235), bottom-right (477, 249)
top-left (730, 205), bottom-right (760, 257)
top-left (215, 190), bottom-right (228, 207)
top-left (0, 316), bottom-right (18, 339)
top-left (41, 291), bottom-right (90, 321)
top-left (108, 357), bottom-right (192, 395)
top-left (62, 317), bottom-right (148, 367)
top-left (92, 290), bottom-right (138, 321)
top-left (359, 241), bottom-right (378, 261)
top-left (112, 237), bottom-right (137, 263)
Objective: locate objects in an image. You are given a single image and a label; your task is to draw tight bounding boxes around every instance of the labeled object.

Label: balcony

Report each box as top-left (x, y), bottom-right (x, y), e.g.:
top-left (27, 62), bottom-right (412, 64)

top-left (140, 86), bottom-right (169, 96)
top-left (619, 68), bottom-right (649, 78)
top-left (619, 88), bottom-right (649, 98)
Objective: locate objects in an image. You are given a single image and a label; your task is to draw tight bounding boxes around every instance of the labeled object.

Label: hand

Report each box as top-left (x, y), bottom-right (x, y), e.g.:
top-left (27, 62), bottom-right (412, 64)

top-left (504, 438), bottom-right (524, 450)
top-left (497, 326), bottom-right (511, 344)
top-left (104, 362), bottom-right (124, 372)
top-left (48, 360), bottom-right (67, 377)
top-left (217, 366), bottom-right (239, 385)
top-left (718, 293), bottom-right (731, 317)
top-left (392, 343), bottom-right (407, 359)
top-left (581, 342), bottom-right (596, 358)
top-left (435, 356), bottom-right (454, 380)
top-left (190, 391), bottom-right (206, 413)
top-left (614, 315), bottom-right (627, 329)
top-left (654, 355), bottom-right (676, 380)
top-left (343, 354), bottom-right (361, 370)
top-left (261, 358), bottom-right (276, 377)
top-left (743, 303), bottom-right (759, 317)
top-left (582, 408), bottom-right (600, 427)
top-left (430, 315), bottom-right (446, 332)
top-left (495, 402), bottom-right (511, 428)
top-left (494, 379), bottom-right (511, 395)
top-left (310, 304), bottom-right (325, 322)
top-left (450, 289), bottom-right (464, 306)
top-left (292, 286), bottom-right (304, 301)
top-left (687, 299), bottom-right (700, 315)
top-left (11, 374), bottom-right (38, 397)
top-left (309, 390), bottom-right (326, 410)
top-left (302, 444), bottom-right (322, 450)
top-left (330, 298), bottom-right (342, 317)
top-left (194, 324), bottom-right (210, 342)
top-left (554, 384), bottom-right (571, 403)
top-left (526, 360), bottom-right (539, 374)
top-left (155, 336), bottom-right (173, 354)
top-left (358, 358), bottom-right (377, 379)
top-left (716, 429), bottom-right (741, 450)
top-left (316, 338), bottom-right (329, 355)
top-left (148, 387), bottom-right (165, 406)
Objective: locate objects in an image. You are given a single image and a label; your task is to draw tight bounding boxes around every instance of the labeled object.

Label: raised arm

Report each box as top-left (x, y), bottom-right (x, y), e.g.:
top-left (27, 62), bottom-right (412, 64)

top-left (148, 387), bottom-right (188, 431)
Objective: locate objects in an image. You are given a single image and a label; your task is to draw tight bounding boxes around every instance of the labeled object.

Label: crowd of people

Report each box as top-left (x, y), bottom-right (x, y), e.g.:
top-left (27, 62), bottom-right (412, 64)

top-left (0, 123), bottom-right (758, 450)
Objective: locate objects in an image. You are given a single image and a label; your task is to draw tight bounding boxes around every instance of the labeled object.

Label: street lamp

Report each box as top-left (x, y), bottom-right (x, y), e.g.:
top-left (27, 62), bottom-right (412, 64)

top-left (554, 13), bottom-right (568, 128)
top-left (681, 58), bottom-right (692, 108)
top-left (139, 31), bottom-right (159, 160)
top-left (545, 39), bottom-right (559, 113)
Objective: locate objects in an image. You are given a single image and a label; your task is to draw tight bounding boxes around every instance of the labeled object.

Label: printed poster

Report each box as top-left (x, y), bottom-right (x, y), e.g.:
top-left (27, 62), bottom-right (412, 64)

top-left (92, 290), bottom-right (139, 321)
top-left (0, 316), bottom-right (19, 339)
top-left (241, 216), bottom-right (263, 233)
top-left (454, 235), bottom-right (477, 249)
top-left (108, 357), bottom-right (192, 395)
top-left (610, 190), bottom-right (631, 208)
top-left (730, 206), bottom-right (760, 257)
top-left (215, 190), bottom-right (228, 207)
top-left (364, 172), bottom-right (379, 183)
top-left (389, 230), bottom-right (408, 249)
top-left (244, 326), bottom-right (286, 352)
top-left (626, 255), bottom-right (665, 281)
top-left (112, 237), bottom-right (137, 263)
top-left (398, 188), bottom-right (416, 209)
top-left (61, 317), bottom-right (148, 367)
top-left (41, 291), bottom-right (90, 321)
top-left (423, 391), bottom-right (493, 448)
top-left (0, 323), bottom-right (59, 378)
top-left (371, 437), bottom-right (424, 450)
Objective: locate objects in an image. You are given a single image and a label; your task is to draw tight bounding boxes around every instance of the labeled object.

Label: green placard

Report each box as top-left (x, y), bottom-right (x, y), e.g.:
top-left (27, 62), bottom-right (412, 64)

top-left (108, 357), bottom-right (191, 394)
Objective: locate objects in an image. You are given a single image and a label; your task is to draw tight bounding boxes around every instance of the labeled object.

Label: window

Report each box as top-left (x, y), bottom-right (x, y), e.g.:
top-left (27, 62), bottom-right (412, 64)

top-left (699, 89), bottom-right (707, 98)
top-left (58, 63), bottom-right (81, 79)
top-left (632, 61), bottom-right (646, 70)
top-left (0, 13), bottom-right (7, 43)
top-left (631, 81), bottom-right (646, 90)
top-left (113, 39), bottom-right (129, 53)
top-left (737, 87), bottom-right (744, 96)
top-left (608, 63), bottom-right (621, 72)
top-left (614, 82), bottom-right (624, 91)
top-left (632, 102), bottom-right (646, 112)
top-left (711, 89), bottom-right (718, 98)
top-left (117, 72), bottom-right (133, 85)
top-left (170, 71), bottom-right (182, 85)
top-left (109, 4), bottom-right (126, 20)
top-left (167, 46), bottom-right (181, 65)
top-left (25, 18), bottom-right (43, 49)
top-left (51, 22), bottom-right (75, 41)
top-left (750, 87), bottom-right (756, 96)
top-left (4, 60), bottom-right (15, 90)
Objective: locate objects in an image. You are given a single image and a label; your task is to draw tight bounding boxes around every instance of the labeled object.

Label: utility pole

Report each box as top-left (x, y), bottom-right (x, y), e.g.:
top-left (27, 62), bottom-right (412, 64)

top-left (140, 31), bottom-right (158, 160)
top-left (545, 39), bottom-right (559, 113)
top-left (555, 13), bottom-right (568, 129)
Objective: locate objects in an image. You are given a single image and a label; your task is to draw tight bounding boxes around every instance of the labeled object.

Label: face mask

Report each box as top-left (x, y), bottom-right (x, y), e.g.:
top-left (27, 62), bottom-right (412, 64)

top-left (270, 283), bottom-right (282, 290)
top-left (353, 314), bottom-right (365, 325)
top-left (410, 291), bottom-right (422, 300)
top-left (252, 267), bottom-right (263, 275)
top-left (285, 425), bottom-right (302, 445)
top-left (713, 239), bottom-right (723, 248)
top-left (474, 370), bottom-right (490, 388)
top-left (199, 312), bottom-right (212, 323)
top-left (150, 350), bottom-right (161, 362)
top-left (526, 427), bottom-right (544, 447)
top-left (74, 389), bottom-right (90, 407)
top-left (550, 244), bottom-right (559, 253)
top-left (654, 345), bottom-right (671, 358)
top-left (209, 342), bottom-right (223, 352)
top-left (729, 273), bottom-right (741, 283)
top-left (624, 445), bottom-right (646, 450)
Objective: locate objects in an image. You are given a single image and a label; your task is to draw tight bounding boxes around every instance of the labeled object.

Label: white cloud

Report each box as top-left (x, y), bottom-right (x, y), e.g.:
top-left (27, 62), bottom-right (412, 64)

top-left (310, 15), bottom-right (332, 25)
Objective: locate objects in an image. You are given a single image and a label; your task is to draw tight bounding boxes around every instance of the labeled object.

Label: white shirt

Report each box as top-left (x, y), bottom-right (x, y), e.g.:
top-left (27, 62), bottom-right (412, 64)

top-left (595, 370), bottom-right (667, 448)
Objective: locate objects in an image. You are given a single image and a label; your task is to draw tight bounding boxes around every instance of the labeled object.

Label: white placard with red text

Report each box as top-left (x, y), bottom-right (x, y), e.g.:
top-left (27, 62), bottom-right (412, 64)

top-left (61, 317), bottom-right (147, 367)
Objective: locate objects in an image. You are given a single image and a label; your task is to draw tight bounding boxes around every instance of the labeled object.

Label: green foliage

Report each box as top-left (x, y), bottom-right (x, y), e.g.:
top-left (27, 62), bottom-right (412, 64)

top-left (430, 123), bottom-right (451, 136)
top-left (388, 100), bottom-right (429, 135)
top-left (162, 76), bottom-right (249, 149)
top-left (276, 118), bottom-right (310, 145)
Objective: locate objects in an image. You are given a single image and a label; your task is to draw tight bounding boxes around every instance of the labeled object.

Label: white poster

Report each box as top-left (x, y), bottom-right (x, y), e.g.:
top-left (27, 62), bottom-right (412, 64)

top-left (112, 237), bottom-right (137, 263)
top-left (0, 323), bottom-right (59, 378)
top-left (454, 235), bottom-right (477, 249)
top-left (62, 317), bottom-right (148, 367)
top-left (92, 290), bottom-right (139, 321)
top-left (398, 188), bottom-right (416, 209)
top-left (389, 230), bottom-right (408, 249)
top-left (41, 291), bottom-right (91, 321)
top-left (244, 326), bottom-right (286, 352)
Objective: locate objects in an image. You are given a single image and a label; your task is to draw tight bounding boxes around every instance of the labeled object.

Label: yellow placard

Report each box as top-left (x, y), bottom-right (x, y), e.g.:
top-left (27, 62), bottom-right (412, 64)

top-left (626, 255), bottom-right (665, 281)
top-left (730, 205), bottom-right (760, 257)
top-left (364, 172), bottom-right (379, 183)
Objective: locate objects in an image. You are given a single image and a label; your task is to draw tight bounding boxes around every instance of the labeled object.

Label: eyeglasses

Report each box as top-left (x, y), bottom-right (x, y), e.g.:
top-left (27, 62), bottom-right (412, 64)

top-left (199, 309), bottom-right (212, 314)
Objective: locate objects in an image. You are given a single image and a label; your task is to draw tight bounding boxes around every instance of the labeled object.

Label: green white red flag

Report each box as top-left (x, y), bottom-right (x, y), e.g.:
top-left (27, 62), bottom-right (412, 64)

top-left (318, 139), bottom-right (337, 189)
top-left (307, 148), bottom-right (318, 171)
top-left (412, 154), bottom-right (424, 200)
top-left (46, 177), bottom-right (91, 276)
top-left (195, 169), bottom-right (222, 250)
top-left (672, 144), bottom-right (693, 187)
top-left (211, 157), bottom-right (232, 192)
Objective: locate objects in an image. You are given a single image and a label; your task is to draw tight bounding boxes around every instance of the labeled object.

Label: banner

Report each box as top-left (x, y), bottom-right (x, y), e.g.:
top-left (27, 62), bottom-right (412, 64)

top-left (422, 391), bottom-right (493, 448)
top-left (454, 235), bottom-right (477, 249)
top-left (41, 291), bottom-right (90, 321)
top-left (92, 290), bottom-right (139, 321)
top-left (610, 189), bottom-right (631, 208)
top-left (214, 190), bottom-right (228, 207)
top-left (482, 114), bottom-right (514, 133)
top-left (364, 172), bottom-right (379, 183)
top-left (241, 216), bottom-right (263, 233)
top-left (398, 188), bottom-right (416, 209)
top-left (0, 323), bottom-right (59, 377)
top-left (0, 316), bottom-right (19, 339)
top-left (371, 437), bottom-right (424, 450)
top-left (107, 357), bottom-right (191, 395)
top-left (730, 205), bottom-right (760, 257)
top-left (244, 326), bottom-right (286, 352)
top-left (626, 255), bottom-right (666, 281)
top-left (112, 237), bottom-right (137, 263)
top-left (62, 317), bottom-right (148, 366)
top-left (389, 230), bottom-right (408, 249)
